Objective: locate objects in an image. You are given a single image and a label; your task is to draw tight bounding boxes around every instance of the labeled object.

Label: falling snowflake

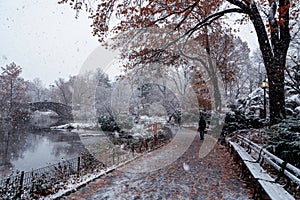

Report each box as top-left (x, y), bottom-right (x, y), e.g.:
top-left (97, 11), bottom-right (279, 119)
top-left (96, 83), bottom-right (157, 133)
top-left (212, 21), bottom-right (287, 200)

top-left (183, 162), bottom-right (190, 172)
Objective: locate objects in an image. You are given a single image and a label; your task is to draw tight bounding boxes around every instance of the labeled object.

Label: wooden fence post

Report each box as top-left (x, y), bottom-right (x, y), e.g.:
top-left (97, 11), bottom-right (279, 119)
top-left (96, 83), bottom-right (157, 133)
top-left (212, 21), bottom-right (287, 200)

top-left (77, 157), bottom-right (81, 173)
top-left (17, 171), bottom-right (24, 198)
top-left (113, 149), bottom-right (115, 165)
top-left (5, 177), bottom-right (10, 190)
top-left (131, 144), bottom-right (134, 157)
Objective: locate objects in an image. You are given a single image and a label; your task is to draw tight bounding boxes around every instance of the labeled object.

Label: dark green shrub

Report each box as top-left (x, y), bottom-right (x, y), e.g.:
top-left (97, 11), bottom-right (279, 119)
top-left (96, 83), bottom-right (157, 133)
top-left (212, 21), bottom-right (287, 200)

top-left (98, 115), bottom-right (120, 132)
top-left (266, 119), bottom-right (300, 168)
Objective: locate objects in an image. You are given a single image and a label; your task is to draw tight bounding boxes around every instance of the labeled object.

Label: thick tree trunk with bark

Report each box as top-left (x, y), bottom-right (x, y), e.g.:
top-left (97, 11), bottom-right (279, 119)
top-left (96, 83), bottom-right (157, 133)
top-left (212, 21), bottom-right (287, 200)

top-left (249, 0), bottom-right (290, 125)
top-left (267, 64), bottom-right (286, 124)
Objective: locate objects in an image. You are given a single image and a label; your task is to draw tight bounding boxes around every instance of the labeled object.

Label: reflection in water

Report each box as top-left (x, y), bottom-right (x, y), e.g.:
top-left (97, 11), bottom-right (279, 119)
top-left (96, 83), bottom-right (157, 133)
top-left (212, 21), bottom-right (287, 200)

top-left (29, 111), bottom-right (59, 128)
top-left (0, 125), bottom-right (88, 179)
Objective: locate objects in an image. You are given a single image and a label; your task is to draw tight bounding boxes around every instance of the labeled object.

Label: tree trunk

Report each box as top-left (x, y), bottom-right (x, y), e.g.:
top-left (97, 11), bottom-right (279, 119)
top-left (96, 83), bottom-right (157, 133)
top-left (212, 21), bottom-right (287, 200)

top-left (204, 30), bottom-right (223, 112)
top-left (267, 64), bottom-right (286, 124)
top-left (249, 1), bottom-right (290, 125)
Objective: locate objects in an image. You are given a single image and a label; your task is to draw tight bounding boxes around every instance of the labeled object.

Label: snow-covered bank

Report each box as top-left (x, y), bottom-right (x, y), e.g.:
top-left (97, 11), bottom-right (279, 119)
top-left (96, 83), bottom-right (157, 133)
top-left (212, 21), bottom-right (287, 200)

top-left (42, 154), bottom-right (142, 200)
top-left (50, 122), bottom-right (99, 130)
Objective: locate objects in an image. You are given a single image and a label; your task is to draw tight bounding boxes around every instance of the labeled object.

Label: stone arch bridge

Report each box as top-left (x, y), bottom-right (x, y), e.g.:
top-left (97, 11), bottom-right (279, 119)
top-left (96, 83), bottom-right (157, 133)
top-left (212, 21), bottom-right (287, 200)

top-left (28, 102), bottom-right (73, 124)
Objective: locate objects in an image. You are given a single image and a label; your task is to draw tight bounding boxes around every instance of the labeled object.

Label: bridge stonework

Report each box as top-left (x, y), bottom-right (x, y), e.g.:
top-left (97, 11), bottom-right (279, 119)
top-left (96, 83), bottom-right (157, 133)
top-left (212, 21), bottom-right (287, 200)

top-left (28, 102), bottom-right (74, 123)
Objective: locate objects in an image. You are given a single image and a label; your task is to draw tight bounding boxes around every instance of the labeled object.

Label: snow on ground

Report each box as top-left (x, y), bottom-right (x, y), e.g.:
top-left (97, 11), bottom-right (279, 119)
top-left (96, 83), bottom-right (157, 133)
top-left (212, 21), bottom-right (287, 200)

top-left (181, 123), bottom-right (198, 128)
top-left (32, 110), bottom-right (58, 117)
top-left (42, 138), bottom-right (170, 199)
top-left (66, 129), bottom-right (252, 200)
top-left (41, 168), bottom-right (114, 200)
top-left (120, 128), bottom-right (196, 173)
top-left (42, 154), bottom-right (143, 200)
top-left (50, 122), bottom-right (99, 130)
top-left (50, 115), bottom-right (167, 131)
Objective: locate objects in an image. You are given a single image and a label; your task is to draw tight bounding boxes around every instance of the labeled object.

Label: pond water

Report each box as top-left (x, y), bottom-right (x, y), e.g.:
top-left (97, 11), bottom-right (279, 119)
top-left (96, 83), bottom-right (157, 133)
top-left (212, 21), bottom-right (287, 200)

top-left (0, 114), bottom-right (173, 179)
top-left (0, 117), bottom-right (106, 179)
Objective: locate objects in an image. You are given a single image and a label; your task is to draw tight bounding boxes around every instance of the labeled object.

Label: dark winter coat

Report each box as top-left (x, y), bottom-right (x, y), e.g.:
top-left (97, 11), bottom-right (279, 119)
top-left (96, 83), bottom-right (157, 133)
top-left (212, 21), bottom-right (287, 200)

top-left (198, 117), bottom-right (206, 131)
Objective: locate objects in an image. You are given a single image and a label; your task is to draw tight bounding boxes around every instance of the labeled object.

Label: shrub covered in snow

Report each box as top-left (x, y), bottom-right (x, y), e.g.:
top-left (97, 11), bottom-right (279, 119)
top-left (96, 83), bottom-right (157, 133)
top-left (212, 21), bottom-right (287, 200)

top-left (285, 94), bottom-right (300, 118)
top-left (222, 109), bottom-right (263, 136)
top-left (114, 114), bottom-right (134, 130)
top-left (234, 82), bottom-right (300, 119)
top-left (130, 124), bottom-right (150, 140)
top-left (236, 88), bottom-right (265, 118)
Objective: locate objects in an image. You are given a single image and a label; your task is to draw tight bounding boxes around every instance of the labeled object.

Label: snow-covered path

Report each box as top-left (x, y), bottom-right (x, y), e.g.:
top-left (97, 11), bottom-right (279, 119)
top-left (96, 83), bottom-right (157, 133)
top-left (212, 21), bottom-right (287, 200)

top-left (119, 128), bottom-right (197, 173)
top-left (65, 128), bottom-right (252, 199)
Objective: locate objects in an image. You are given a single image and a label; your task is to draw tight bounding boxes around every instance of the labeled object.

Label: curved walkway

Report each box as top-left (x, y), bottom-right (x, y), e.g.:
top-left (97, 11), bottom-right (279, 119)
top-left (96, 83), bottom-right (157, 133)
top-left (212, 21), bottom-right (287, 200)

top-left (66, 128), bottom-right (252, 199)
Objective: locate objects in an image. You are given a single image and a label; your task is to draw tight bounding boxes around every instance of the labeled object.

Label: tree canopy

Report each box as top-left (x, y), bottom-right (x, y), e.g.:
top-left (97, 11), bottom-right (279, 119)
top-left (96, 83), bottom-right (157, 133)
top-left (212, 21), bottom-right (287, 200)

top-left (0, 62), bottom-right (29, 119)
top-left (59, 0), bottom-right (300, 124)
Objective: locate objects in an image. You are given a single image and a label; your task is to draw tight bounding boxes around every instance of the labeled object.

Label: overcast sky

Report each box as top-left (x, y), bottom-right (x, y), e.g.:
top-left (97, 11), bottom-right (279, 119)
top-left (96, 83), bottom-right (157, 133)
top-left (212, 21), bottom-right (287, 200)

top-left (0, 1), bottom-right (258, 87)
top-left (0, 0), bottom-right (120, 87)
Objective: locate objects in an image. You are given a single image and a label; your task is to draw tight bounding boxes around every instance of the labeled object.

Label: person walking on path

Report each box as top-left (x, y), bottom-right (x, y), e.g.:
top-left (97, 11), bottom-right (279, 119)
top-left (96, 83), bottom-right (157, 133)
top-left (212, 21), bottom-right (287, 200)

top-left (198, 115), bottom-right (206, 140)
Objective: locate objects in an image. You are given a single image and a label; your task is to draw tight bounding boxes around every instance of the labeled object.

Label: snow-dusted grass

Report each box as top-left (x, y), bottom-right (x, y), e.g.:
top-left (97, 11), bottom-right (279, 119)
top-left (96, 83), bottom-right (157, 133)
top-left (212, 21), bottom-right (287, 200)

top-left (42, 154), bottom-right (143, 200)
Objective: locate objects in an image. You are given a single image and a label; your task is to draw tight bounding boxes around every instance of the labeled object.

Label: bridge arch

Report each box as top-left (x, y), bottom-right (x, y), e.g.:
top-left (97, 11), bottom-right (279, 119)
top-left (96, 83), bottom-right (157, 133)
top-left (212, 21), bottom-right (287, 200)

top-left (28, 102), bottom-right (73, 123)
